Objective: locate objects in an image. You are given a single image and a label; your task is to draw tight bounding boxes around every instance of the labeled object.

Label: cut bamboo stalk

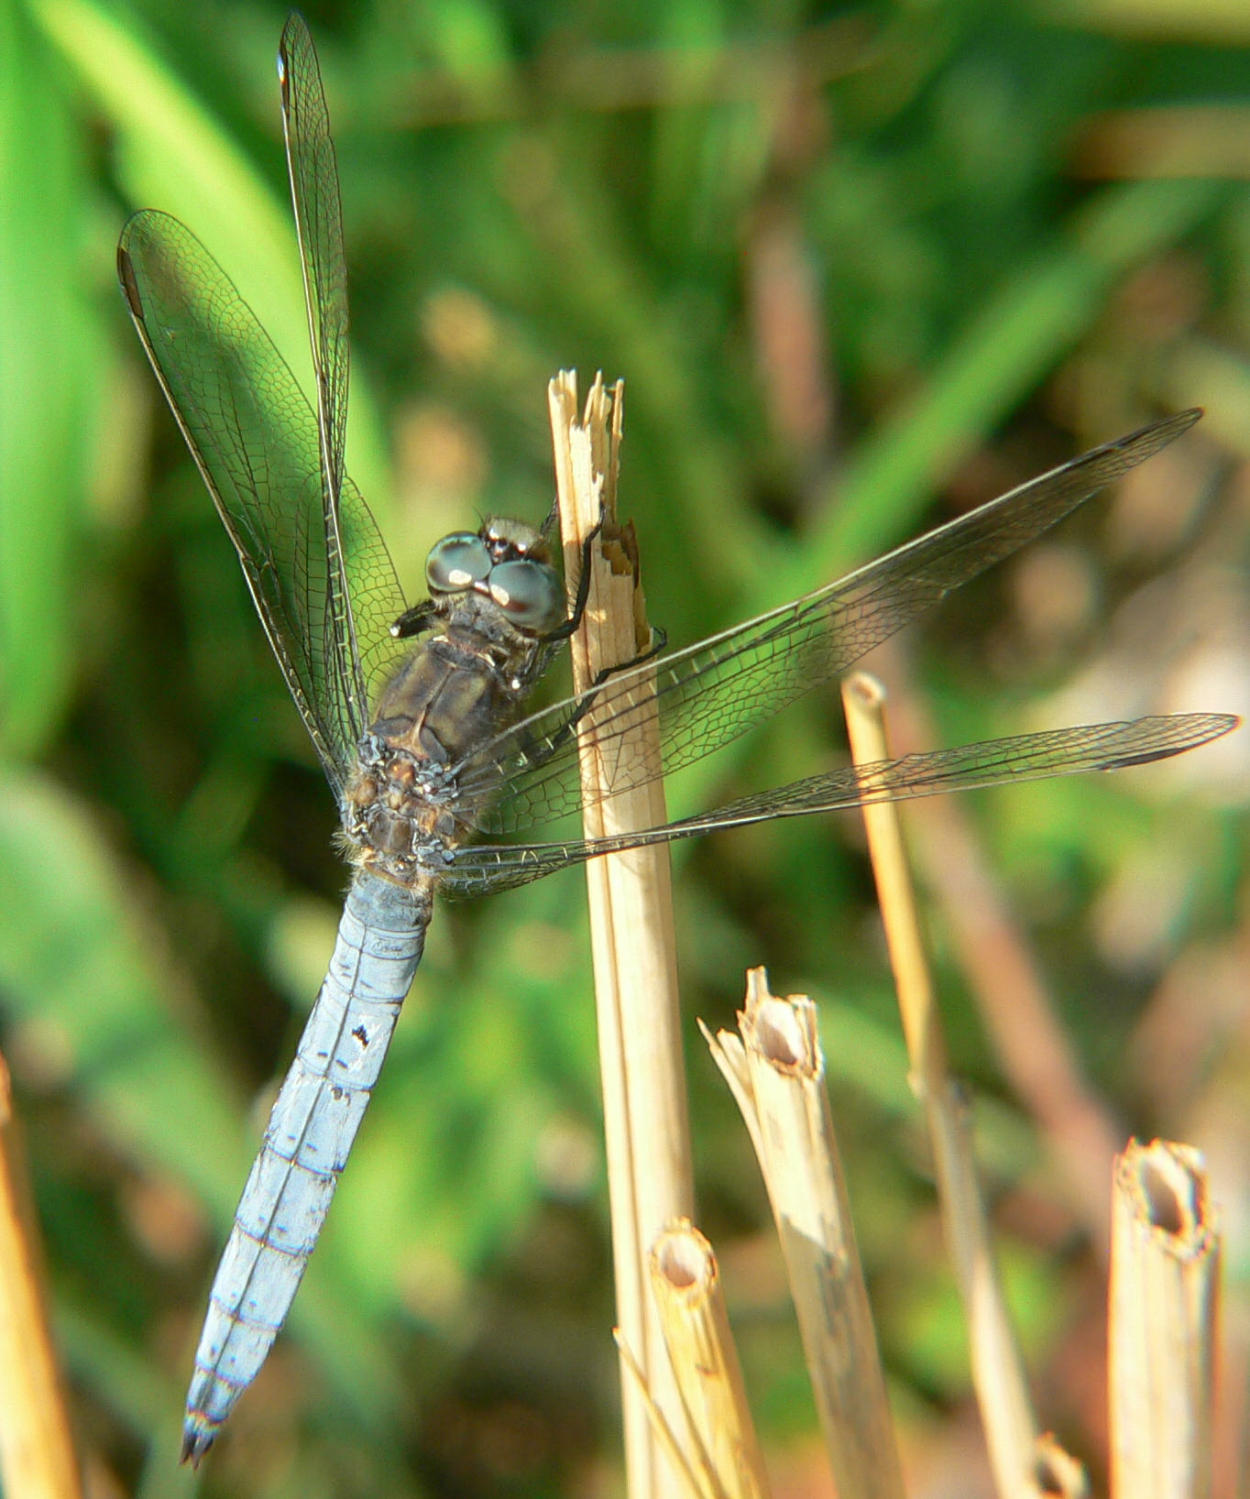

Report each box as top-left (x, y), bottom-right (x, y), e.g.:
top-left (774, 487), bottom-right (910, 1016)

top-left (548, 371), bottom-right (694, 1499)
top-left (0, 1051), bottom-right (82, 1499)
top-left (650, 1220), bottom-right (771, 1499)
top-left (1109, 1138), bottom-right (1219, 1499)
top-left (703, 970), bottom-right (905, 1499)
top-left (841, 670), bottom-right (1084, 1499)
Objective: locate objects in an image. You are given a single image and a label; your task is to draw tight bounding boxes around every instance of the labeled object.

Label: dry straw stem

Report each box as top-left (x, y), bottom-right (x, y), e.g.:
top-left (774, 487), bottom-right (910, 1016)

top-left (1109, 1139), bottom-right (1219, 1499)
top-left (649, 1220), bottom-right (771, 1499)
top-left (548, 371), bottom-right (695, 1499)
top-left (703, 969), bottom-right (905, 1499)
top-left (841, 671), bottom-right (1085, 1499)
top-left (862, 674), bottom-right (1120, 1253)
top-left (0, 1051), bottom-right (81, 1499)
top-left (616, 1332), bottom-right (734, 1499)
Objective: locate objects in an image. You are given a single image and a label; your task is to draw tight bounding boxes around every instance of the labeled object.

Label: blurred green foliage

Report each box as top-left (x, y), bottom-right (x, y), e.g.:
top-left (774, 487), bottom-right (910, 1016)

top-left (1, 0), bottom-right (1248, 1494)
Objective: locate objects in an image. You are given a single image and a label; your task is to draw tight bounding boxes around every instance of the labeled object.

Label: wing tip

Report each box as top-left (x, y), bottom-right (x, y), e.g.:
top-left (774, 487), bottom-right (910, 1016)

top-left (1100, 404), bottom-right (1203, 464)
top-left (116, 239), bottom-right (143, 320)
top-left (277, 11), bottom-right (314, 97)
top-left (1104, 710), bottom-right (1239, 771)
top-left (1191, 710), bottom-right (1240, 747)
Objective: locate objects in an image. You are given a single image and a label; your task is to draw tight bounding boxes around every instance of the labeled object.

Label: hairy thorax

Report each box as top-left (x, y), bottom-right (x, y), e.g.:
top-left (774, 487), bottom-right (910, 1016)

top-left (340, 623), bottom-right (536, 886)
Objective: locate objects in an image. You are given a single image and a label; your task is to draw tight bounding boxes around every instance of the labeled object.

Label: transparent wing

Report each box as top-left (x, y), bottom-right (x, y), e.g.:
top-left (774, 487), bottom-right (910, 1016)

top-left (279, 12), bottom-right (347, 506)
top-left (442, 713), bottom-right (1236, 895)
top-left (453, 410), bottom-right (1202, 835)
top-left (117, 211), bottom-right (408, 791)
top-left (277, 12), bottom-right (369, 724)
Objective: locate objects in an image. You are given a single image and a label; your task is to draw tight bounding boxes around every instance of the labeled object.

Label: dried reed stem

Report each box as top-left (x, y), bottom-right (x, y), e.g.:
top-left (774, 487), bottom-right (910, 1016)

top-left (841, 670), bottom-right (1085, 1499)
top-left (868, 671), bottom-right (1120, 1252)
top-left (650, 1220), bottom-right (771, 1499)
top-left (0, 1051), bottom-right (81, 1499)
top-left (704, 970), bottom-right (904, 1499)
top-left (1109, 1139), bottom-right (1218, 1499)
top-left (616, 1333), bottom-right (728, 1499)
top-left (548, 371), bottom-right (694, 1499)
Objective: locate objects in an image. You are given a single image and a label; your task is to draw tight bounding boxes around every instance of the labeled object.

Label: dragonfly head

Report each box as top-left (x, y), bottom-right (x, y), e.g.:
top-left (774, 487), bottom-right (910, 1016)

top-left (420, 517), bottom-right (565, 637)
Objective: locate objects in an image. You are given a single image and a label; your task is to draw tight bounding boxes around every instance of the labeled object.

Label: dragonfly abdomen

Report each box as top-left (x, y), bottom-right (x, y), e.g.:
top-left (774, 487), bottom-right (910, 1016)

top-left (181, 870), bottom-right (430, 1464)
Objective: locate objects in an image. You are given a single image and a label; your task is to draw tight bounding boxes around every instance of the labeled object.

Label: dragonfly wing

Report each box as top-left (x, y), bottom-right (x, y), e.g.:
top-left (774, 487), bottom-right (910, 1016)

top-left (181, 870), bottom-right (429, 1465)
top-left (441, 712), bottom-right (1237, 895)
top-left (279, 12), bottom-right (348, 504)
top-left (118, 213), bottom-right (407, 788)
top-left (454, 410), bottom-right (1202, 836)
top-left (277, 15), bottom-right (407, 725)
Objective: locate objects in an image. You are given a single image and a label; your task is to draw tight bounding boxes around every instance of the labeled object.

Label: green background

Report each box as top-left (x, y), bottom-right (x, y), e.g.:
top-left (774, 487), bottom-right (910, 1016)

top-left (1, 0), bottom-right (1248, 1494)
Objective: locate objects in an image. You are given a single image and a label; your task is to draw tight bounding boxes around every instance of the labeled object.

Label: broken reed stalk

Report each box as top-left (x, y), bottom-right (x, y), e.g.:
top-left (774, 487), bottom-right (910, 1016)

top-left (616, 1334), bottom-right (727, 1499)
top-left (0, 1050), bottom-right (82, 1499)
top-left (1109, 1139), bottom-right (1219, 1499)
top-left (875, 681), bottom-right (1120, 1254)
top-left (649, 1221), bottom-right (771, 1499)
top-left (548, 371), bottom-right (695, 1499)
top-left (841, 670), bottom-right (1086, 1499)
top-left (703, 971), bottom-right (905, 1499)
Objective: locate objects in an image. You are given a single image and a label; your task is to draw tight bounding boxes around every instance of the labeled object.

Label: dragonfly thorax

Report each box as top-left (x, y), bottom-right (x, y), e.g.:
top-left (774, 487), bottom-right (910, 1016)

top-left (342, 533), bottom-right (566, 884)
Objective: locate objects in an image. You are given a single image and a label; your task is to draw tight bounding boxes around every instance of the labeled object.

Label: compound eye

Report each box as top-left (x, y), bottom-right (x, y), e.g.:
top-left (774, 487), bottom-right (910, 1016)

top-left (426, 533), bottom-right (491, 593)
top-left (488, 559), bottom-right (565, 633)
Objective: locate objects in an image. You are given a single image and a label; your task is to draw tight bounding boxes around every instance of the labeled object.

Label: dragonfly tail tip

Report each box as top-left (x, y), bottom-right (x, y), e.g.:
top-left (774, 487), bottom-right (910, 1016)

top-left (180, 1423), bottom-right (217, 1468)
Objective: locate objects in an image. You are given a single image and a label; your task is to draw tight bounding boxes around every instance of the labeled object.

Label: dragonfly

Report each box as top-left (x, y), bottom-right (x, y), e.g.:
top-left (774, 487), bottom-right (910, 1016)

top-left (117, 12), bottom-right (1235, 1463)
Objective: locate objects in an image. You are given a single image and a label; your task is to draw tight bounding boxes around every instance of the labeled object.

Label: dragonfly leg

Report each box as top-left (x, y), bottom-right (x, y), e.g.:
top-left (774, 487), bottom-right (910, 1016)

top-left (543, 504), bottom-right (606, 643)
top-left (389, 599), bottom-right (437, 640)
